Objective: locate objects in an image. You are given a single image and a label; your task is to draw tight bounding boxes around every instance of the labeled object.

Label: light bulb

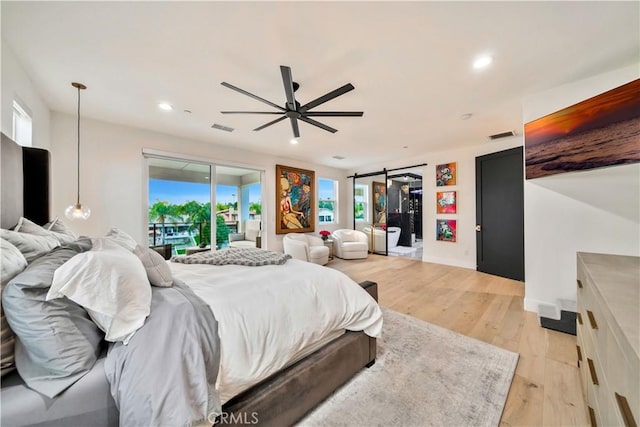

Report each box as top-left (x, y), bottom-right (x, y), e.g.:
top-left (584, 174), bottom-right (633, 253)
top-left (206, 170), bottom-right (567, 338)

top-left (65, 203), bottom-right (91, 220)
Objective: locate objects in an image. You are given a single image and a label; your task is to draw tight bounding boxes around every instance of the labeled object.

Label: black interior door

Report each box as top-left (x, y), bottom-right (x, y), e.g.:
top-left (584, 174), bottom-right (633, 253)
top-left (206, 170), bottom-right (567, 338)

top-left (475, 147), bottom-right (524, 281)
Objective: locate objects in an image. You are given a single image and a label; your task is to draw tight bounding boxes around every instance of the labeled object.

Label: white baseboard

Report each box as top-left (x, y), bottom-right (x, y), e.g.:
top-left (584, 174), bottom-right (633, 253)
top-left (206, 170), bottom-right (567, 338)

top-left (524, 297), bottom-right (561, 318)
top-left (421, 255), bottom-right (476, 270)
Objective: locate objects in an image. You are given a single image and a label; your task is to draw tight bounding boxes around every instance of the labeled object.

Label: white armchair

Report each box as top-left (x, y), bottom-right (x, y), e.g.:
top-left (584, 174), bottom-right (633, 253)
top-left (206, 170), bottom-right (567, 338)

top-left (332, 229), bottom-right (368, 260)
top-left (229, 219), bottom-right (261, 248)
top-left (282, 233), bottom-right (329, 265)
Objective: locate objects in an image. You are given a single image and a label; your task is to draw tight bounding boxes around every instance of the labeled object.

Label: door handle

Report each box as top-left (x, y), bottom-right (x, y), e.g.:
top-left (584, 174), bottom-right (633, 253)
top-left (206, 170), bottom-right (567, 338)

top-left (475, 225), bottom-right (481, 232)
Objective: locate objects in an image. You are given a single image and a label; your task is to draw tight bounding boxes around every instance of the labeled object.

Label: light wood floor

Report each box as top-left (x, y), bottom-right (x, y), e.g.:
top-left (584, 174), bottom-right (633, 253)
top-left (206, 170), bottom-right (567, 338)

top-left (328, 255), bottom-right (589, 427)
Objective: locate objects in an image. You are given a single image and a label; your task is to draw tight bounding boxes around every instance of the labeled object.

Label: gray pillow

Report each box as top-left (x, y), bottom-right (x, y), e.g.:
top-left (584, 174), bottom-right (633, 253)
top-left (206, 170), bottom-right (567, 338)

top-left (2, 239), bottom-right (104, 398)
top-left (0, 228), bottom-right (59, 263)
top-left (0, 238), bottom-right (28, 377)
top-left (45, 217), bottom-right (78, 244)
top-left (134, 245), bottom-right (174, 287)
top-left (16, 217), bottom-right (76, 245)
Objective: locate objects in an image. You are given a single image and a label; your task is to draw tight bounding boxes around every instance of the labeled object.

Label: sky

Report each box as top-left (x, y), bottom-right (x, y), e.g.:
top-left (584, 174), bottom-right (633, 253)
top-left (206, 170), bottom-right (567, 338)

top-left (149, 180), bottom-right (261, 205)
top-left (318, 178), bottom-right (335, 201)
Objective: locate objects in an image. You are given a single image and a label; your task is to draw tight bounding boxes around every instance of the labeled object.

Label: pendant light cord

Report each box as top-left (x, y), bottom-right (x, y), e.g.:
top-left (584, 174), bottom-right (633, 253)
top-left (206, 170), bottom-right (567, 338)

top-left (76, 85), bottom-right (81, 205)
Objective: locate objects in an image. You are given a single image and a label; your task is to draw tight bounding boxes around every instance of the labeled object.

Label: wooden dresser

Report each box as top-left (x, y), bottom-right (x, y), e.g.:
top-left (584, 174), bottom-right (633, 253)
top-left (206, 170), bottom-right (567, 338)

top-left (577, 252), bottom-right (639, 427)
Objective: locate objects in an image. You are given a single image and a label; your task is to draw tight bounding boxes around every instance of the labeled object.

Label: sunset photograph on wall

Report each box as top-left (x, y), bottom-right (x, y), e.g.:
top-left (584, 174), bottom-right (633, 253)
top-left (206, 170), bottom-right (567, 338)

top-left (524, 78), bottom-right (640, 179)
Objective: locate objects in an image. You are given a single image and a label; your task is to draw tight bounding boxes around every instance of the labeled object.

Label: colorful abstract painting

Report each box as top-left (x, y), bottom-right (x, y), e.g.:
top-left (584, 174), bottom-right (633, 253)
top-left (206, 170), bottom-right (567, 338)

top-left (436, 162), bottom-right (456, 186)
top-left (276, 164), bottom-right (315, 234)
top-left (436, 191), bottom-right (457, 214)
top-left (436, 219), bottom-right (456, 242)
top-left (525, 78), bottom-right (640, 179)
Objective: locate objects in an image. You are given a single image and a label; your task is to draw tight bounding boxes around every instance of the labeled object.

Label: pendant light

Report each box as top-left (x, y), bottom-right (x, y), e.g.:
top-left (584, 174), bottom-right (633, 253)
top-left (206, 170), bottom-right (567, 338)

top-left (65, 82), bottom-right (91, 220)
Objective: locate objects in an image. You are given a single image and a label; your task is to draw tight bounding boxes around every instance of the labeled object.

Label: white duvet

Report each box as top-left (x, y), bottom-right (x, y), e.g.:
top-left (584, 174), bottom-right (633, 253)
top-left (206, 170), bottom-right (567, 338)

top-left (170, 259), bottom-right (382, 403)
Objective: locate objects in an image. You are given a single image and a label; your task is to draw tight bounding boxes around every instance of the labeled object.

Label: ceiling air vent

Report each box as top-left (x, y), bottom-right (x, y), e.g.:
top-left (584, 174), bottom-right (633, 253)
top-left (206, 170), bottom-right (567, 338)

top-left (488, 130), bottom-right (516, 140)
top-left (211, 123), bottom-right (234, 132)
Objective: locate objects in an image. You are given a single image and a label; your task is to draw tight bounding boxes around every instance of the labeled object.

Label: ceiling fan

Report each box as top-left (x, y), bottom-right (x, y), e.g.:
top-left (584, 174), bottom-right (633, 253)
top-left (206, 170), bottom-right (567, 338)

top-left (221, 65), bottom-right (363, 138)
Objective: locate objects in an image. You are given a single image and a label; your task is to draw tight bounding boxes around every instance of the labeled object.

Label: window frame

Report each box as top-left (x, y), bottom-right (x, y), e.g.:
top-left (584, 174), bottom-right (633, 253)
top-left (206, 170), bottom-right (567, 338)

top-left (354, 183), bottom-right (369, 222)
top-left (12, 99), bottom-right (32, 147)
top-left (318, 177), bottom-right (338, 224)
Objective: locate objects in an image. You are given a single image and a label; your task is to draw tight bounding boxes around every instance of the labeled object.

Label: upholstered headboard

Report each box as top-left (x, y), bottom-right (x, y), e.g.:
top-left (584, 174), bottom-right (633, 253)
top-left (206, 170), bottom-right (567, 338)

top-left (1, 133), bottom-right (50, 229)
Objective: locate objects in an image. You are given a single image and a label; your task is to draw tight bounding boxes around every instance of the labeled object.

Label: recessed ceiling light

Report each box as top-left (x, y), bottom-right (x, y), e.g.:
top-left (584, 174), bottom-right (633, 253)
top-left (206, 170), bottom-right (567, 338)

top-left (332, 155), bottom-right (345, 160)
top-left (183, 109), bottom-right (192, 114)
top-left (290, 138), bottom-right (299, 145)
top-left (473, 55), bottom-right (493, 70)
top-left (402, 145), bottom-right (409, 149)
top-left (158, 102), bottom-right (173, 111)
top-left (461, 113), bottom-right (473, 120)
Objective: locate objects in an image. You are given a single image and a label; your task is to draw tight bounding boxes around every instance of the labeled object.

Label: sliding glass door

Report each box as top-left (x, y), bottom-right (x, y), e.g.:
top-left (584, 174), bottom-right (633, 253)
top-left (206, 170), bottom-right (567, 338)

top-left (354, 172), bottom-right (387, 255)
top-left (146, 155), bottom-right (262, 254)
top-left (148, 158), bottom-right (212, 254)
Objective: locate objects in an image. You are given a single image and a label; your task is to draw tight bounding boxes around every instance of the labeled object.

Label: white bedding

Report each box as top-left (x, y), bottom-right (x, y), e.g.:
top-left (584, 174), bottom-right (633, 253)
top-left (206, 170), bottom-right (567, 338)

top-left (170, 259), bottom-right (383, 403)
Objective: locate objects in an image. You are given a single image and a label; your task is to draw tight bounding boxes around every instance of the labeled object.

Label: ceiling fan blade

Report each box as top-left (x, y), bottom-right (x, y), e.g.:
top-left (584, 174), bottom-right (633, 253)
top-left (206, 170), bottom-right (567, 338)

top-left (254, 115), bottom-right (287, 131)
top-left (300, 83), bottom-right (355, 112)
top-left (289, 117), bottom-right (300, 138)
top-left (280, 66), bottom-right (297, 111)
top-left (221, 111), bottom-right (283, 114)
top-left (221, 82), bottom-right (285, 111)
top-left (299, 116), bottom-right (338, 133)
top-left (303, 111), bottom-right (364, 117)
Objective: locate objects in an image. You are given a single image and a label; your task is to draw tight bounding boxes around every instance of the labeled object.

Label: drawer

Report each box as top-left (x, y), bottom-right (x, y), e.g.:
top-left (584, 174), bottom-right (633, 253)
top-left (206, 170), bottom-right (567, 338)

top-left (581, 291), bottom-right (610, 369)
top-left (605, 330), bottom-right (639, 426)
top-left (587, 383), bottom-right (603, 427)
top-left (588, 353), bottom-right (623, 427)
top-left (577, 332), bottom-right (588, 399)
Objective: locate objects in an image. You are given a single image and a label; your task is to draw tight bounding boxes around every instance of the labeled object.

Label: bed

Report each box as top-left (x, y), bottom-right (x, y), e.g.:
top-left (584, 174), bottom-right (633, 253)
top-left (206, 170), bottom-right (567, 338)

top-left (0, 133), bottom-right (381, 426)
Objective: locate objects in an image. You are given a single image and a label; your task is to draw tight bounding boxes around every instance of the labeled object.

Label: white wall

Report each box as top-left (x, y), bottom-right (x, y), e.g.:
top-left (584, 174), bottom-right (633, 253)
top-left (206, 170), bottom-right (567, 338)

top-left (523, 64), bottom-right (640, 314)
top-left (1, 39), bottom-right (50, 149)
top-left (49, 112), bottom-right (350, 251)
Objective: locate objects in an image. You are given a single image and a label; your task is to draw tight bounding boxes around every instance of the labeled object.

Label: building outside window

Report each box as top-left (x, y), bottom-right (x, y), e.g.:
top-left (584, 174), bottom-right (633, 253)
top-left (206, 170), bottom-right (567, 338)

top-left (318, 178), bottom-right (337, 224)
top-left (354, 183), bottom-right (368, 222)
top-left (12, 100), bottom-right (32, 146)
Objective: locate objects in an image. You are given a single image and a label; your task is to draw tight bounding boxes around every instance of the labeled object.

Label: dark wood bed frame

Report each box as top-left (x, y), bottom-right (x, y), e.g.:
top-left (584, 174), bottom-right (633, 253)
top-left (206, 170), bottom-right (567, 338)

top-left (0, 133), bottom-right (377, 426)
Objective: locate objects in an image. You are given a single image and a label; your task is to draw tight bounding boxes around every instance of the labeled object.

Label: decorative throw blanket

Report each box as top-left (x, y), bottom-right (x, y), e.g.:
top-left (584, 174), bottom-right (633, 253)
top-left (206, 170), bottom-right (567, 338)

top-left (105, 280), bottom-right (221, 426)
top-left (172, 247), bottom-right (291, 266)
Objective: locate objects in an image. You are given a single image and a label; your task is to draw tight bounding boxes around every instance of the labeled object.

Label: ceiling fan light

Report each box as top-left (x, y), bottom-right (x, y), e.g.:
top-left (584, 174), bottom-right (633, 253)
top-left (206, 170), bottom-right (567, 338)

top-left (473, 55), bottom-right (493, 69)
top-left (290, 138), bottom-right (299, 145)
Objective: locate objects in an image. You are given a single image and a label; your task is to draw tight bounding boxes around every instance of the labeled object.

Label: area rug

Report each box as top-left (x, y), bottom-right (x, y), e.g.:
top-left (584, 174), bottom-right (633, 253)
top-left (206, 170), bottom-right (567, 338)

top-left (298, 309), bottom-right (519, 427)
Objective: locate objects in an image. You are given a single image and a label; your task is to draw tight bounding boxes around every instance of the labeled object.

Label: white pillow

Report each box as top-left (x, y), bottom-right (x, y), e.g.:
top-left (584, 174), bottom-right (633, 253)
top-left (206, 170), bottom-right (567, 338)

top-left (0, 229), bottom-right (59, 263)
top-left (105, 227), bottom-right (137, 252)
top-left (134, 245), bottom-right (174, 287)
top-left (0, 238), bottom-right (28, 377)
top-left (46, 239), bottom-right (151, 344)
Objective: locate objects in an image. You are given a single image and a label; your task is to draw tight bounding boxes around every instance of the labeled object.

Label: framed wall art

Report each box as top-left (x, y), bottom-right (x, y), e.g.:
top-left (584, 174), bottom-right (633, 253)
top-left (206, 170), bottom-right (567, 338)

top-left (525, 78), bottom-right (640, 179)
top-left (436, 219), bottom-right (456, 242)
top-left (276, 164), bottom-right (315, 234)
top-left (436, 162), bottom-right (456, 186)
top-left (436, 191), bottom-right (457, 214)
top-left (372, 181), bottom-right (386, 225)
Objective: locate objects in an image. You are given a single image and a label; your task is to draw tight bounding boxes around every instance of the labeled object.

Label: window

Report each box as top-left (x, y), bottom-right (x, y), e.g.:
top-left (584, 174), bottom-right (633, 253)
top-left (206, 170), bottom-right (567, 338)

top-left (318, 178), bottom-right (337, 224)
top-left (354, 183), bottom-right (368, 222)
top-left (145, 154), bottom-right (263, 254)
top-left (148, 158), bottom-right (212, 255)
top-left (12, 100), bottom-right (32, 146)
